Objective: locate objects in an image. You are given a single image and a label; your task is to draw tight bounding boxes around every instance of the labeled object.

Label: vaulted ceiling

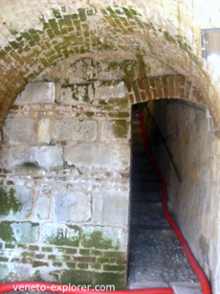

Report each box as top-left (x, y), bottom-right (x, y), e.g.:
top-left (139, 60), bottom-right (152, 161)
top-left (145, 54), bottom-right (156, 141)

top-left (0, 0), bottom-right (219, 128)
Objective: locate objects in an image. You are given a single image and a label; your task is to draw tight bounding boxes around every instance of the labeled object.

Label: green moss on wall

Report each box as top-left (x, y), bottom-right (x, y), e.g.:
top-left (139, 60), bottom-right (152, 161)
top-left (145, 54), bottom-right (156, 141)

top-left (113, 120), bottom-right (129, 138)
top-left (0, 183), bottom-right (21, 215)
top-left (48, 230), bottom-right (119, 250)
top-left (48, 235), bottom-right (80, 247)
top-left (109, 97), bottom-right (129, 108)
top-left (164, 31), bottom-right (176, 43)
top-left (81, 231), bottom-right (119, 250)
top-left (0, 222), bottom-right (15, 242)
top-left (48, 225), bottom-right (81, 247)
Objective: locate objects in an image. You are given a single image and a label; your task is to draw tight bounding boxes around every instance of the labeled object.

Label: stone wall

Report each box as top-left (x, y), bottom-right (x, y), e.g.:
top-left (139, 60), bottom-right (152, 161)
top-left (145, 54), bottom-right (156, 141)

top-left (149, 99), bottom-right (220, 294)
top-left (0, 76), bottom-right (130, 288)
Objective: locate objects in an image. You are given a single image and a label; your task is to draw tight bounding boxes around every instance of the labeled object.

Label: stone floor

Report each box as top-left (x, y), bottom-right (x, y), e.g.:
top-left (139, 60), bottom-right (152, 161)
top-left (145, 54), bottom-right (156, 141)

top-left (127, 110), bottom-right (200, 293)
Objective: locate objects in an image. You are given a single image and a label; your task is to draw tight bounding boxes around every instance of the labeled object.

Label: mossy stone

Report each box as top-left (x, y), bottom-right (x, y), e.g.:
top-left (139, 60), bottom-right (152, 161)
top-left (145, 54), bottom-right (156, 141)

top-left (0, 222), bottom-right (15, 242)
top-left (0, 183), bottom-right (21, 215)
top-left (81, 231), bottom-right (118, 250)
top-left (113, 120), bottom-right (129, 138)
top-left (48, 236), bottom-right (80, 247)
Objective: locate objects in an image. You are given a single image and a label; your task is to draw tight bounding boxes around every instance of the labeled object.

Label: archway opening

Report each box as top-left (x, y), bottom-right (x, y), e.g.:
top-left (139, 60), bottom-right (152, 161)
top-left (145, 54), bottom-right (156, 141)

top-left (128, 99), bottom-right (213, 291)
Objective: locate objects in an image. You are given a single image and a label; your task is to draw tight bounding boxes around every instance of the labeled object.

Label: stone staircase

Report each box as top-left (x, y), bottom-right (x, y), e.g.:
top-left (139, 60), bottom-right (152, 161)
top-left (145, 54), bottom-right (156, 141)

top-left (128, 109), bottom-right (201, 294)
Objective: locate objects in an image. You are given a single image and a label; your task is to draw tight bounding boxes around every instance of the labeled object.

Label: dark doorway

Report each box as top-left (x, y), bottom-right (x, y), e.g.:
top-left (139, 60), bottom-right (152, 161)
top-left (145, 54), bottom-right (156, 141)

top-left (127, 102), bottom-right (198, 289)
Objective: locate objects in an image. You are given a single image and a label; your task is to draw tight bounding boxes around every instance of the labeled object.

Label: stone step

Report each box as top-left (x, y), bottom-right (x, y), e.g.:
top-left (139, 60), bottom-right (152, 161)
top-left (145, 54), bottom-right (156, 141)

top-left (132, 156), bottom-right (154, 164)
top-left (131, 191), bottom-right (161, 204)
top-left (131, 164), bottom-right (156, 174)
top-left (132, 144), bottom-right (148, 151)
top-left (133, 160), bottom-right (157, 172)
top-left (131, 174), bottom-right (160, 182)
top-left (131, 196), bottom-right (161, 204)
top-left (128, 280), bottom-right (169, 289)
top-left (130, 203), bottom-right (169, 229)
top-left (131, 182), bottom-right (161, 193)
top-left (132, 150), bottom-right (160, 159)
top-left (132, 162), bottom-right (155, 172)
top-left (132, 162), bottom-right (153, 170)
top-left (129, 123), bottom-right (198, 290)
top-left (130, 223), bottom-right (170, 230)
top-left (130, 217), bottom-right (169, 229)
top-left (128, 229), bottom-right (198, 287)
top-left (132, 131), bottom-right (160, 138)
top-left (132, 145), bottom-right (163, 154)
top-left (132, 129), bottom-right (142, 135)
top-left (132, 147), bottom-right (150, 155)
top-left (131, 202), bottom-right (163, 214)
top-left (131, 172), bottom-right (158, 181)
top-left (171, 282), bottom-right (202, 294)
top-left (129, 280), bottom-right (201, 293)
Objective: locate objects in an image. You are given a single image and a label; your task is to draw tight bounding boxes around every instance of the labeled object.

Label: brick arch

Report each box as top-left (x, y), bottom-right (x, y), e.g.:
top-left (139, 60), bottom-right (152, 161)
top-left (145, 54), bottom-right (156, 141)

top-left (0, 0), bottom-right (219, 128)
top-left (128, 75), bottom-right (204, 105)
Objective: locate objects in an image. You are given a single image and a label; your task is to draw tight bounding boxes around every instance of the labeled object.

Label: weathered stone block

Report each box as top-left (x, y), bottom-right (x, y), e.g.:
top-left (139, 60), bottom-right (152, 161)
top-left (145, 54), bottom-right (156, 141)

top-left (51, 118), bottom-right (74, 142)
top-left (0, 264), bottom-right (10, 281)
top-left (11, 222), bottom-right (40, 243)
top-left (56, 80), bottom-right (127, 105)
top-left (81, 226), bottom-right (128, 251)
top-left (54, 184), bottom-right (91, 223)
top-left (38, 118), bottom-right (51, 144)
top-left (57, 84), bottom-right (95, 105)
top-left (64, 143), bottom-right (129, 171)
top-left (56, 85), bottom-right (74, 105)
top-left (51, 119), bottom-right (97, 142)
top-left (3, 117), bottom-right (37, 145)
top-left (92, 186), bottom-right (129, 227)
top-left (94, 81), bottom-right (128, 100)
top-left (0, 146), bottom-right (63, 171)
top-left (15, 82), bottom-right (55, 104)
top-left (10, 264), bottom-right (33, 281)
top-left (40, 223), bottom-right (81, 246)
top-left (13, 180), bottom-right (33, 220)
top-left (29, 146), bottom-right (64, 171)
top-left (0, 146), bottom-right (26, 170)
top-left (33, 192), bottom-right (51, 221)
top-left (101, 120), bottom-right (129, 141)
